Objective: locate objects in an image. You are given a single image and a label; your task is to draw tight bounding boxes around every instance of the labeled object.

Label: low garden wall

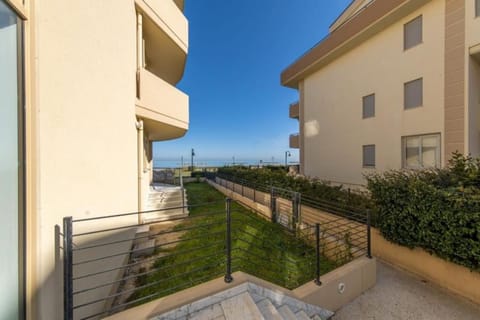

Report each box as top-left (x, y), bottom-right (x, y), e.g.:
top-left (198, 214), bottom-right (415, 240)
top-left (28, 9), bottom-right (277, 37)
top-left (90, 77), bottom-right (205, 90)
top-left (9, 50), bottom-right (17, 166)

top-left (372, 228), bottom-right (480, 305)
top-left (211, 176), bottom-right (480, 306)
top-left (209, 178), bottom-right (367, 261)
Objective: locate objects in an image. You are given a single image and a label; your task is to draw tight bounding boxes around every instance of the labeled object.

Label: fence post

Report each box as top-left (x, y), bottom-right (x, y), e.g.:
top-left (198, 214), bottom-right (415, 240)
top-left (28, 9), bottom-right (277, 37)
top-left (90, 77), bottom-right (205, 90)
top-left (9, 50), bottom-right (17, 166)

top-left (314, 223), bottom-right (322, 285)
top-left (181, 186), bottom-right (185, 214)
top-left (292, 192), bottom-right (299, 230)
top-left (270, 187), bottom-right (276, 223)
top-left (367, 210), bottom-right (372, 259)
top-left (63, 217), bottom-right (73, 320)
top-left (224, 198), bottom-right (233, 283)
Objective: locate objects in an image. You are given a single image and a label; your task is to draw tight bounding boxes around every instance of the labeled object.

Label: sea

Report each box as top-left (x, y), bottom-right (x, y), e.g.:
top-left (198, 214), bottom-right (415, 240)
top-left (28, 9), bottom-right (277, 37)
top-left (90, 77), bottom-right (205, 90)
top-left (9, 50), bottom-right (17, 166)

top-left (153, 159), bottom-right (298, 169)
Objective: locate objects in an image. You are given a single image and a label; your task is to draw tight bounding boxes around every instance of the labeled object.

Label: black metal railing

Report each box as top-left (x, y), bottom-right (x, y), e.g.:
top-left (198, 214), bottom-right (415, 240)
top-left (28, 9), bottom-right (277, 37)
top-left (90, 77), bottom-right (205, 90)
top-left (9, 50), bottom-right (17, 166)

top-left (208, 174), bottom-right (372, 278)
top-left (60, 195), bottom-right (371, 319)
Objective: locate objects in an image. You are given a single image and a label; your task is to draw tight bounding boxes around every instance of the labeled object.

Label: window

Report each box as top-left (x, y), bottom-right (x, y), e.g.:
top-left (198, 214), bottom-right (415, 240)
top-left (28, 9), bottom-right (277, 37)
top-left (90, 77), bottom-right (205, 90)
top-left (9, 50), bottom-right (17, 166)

top-left (404, 78), bottom-right (423, 109)
top-left (362, 94), bottom-right (375, 118)
top-left (476, 0), bottom-right (480, 17)
top-left (363, 145), bottom-right (375, 168)
top-left (402, 134), bottom-right (440, 168)
top-left (404, 15), bottom-right (422, 50)
top-left (0, 1), bottom-right (25, 319)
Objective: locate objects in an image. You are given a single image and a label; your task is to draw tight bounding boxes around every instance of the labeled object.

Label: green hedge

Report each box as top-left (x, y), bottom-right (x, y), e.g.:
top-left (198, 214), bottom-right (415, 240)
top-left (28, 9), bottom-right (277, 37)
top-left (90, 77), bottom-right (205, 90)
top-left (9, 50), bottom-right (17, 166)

top-left (217, 166), bottom-right (373, 213)
top-left (366, 153), bottom-right (480, 271)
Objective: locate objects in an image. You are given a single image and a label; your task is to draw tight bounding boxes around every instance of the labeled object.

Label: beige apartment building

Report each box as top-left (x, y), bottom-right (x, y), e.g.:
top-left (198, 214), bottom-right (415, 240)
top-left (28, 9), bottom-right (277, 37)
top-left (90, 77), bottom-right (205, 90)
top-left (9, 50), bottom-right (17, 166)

top-left (0, 0), bottom-right (189, 319)
top-left (282, 0), bottom-right (480, 186)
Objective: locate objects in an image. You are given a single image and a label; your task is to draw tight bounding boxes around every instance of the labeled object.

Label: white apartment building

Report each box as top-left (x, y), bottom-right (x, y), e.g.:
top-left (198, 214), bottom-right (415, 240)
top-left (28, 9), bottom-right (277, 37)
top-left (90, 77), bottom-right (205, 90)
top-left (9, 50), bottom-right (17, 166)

top-left (0, 0), bottom-right (189, 319)
top-left (282, 0), bottom-right (480, 186)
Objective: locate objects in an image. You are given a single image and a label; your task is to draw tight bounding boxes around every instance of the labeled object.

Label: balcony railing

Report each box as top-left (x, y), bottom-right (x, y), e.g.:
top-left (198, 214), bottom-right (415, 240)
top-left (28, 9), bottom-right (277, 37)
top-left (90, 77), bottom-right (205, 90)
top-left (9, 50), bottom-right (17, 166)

top-left (136, 67), bottom-right (189, 140)
top-left (136, 0), bottom-right (188, 51)
top-left (289, 102), bottom-right (299, 119)
top-left (290, 133), bottom-right (300, 149)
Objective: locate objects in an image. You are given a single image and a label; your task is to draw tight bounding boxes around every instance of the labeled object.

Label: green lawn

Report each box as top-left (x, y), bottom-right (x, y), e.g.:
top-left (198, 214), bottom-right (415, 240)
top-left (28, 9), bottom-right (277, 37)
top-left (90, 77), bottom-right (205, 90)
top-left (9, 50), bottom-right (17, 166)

top-left (128, 182), bottom-right (335, 304)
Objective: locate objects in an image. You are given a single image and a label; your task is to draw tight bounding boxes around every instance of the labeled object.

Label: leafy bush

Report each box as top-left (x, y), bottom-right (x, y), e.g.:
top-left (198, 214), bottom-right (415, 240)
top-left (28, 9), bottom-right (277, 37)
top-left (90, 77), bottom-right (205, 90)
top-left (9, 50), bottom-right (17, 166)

top-left (366, 152), bottom-right (480, 271)
top-left (217, 166), bottom-right (373, 213)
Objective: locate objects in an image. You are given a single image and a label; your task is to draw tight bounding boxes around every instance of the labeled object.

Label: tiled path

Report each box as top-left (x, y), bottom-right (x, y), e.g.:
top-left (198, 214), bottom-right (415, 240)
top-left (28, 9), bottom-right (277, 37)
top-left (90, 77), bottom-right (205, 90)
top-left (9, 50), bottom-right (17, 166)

top-left (333, 261), bottom-right (480, 320)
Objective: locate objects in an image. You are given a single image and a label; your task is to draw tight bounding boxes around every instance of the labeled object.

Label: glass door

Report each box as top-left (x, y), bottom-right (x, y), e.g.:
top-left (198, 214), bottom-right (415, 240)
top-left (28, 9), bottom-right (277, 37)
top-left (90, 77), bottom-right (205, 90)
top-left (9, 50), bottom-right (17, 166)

top-left (0, 1), bottom-right (24, 319)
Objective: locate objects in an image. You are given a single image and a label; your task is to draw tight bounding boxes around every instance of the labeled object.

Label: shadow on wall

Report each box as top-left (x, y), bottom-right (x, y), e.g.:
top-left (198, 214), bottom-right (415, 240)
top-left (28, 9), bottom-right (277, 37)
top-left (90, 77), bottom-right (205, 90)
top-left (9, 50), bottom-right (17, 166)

top-left (42, 218), bottom-right (138, 320)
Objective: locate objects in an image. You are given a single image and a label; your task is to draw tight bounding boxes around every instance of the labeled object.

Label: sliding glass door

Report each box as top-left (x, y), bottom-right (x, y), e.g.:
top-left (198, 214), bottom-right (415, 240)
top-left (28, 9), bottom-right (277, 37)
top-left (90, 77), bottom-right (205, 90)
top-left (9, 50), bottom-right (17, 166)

top-left (0, 1), bottom-right (25, 319)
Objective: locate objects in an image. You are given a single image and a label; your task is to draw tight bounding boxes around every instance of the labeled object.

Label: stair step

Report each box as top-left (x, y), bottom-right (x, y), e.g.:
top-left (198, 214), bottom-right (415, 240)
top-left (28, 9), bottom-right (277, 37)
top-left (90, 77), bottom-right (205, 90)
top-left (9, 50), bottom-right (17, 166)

top-left (188, 303), bottom-right (225, 320)
top-left (256, 299), bottom-right (283, 320)
top-left (295, 310), bottom-right (310, 320)
top-left (134, 225), bottom-right (150, 245)
top-left (132, 239), bottom-right (155, 258)
top-left (141, 210), bottom-right (188, 223)
top-left (220, 292), bottom-right (265, 320)
top-left (277, 305), bottom-right (297, 320)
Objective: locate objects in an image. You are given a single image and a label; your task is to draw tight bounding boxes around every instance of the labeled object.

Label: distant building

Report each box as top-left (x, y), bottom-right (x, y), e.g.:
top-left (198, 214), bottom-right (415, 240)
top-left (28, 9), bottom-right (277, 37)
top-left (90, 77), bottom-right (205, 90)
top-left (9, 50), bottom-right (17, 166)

top-left (282, 0), bottom-right (480, 186)
top-left (0, 0), bottom-right (189, 319)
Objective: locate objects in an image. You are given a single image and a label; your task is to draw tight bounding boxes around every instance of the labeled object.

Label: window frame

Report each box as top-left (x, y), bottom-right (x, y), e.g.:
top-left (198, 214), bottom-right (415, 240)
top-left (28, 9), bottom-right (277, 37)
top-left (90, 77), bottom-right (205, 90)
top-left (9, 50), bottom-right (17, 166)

top-left (362, 144), bottom-right (376, 168)
top-left (404, 15), bottom-right (423, 50)
top-left (402, 133), bottom-right (441, 169)
top-left (362, 93), bottom-right (375, 119)
top-left (404, 77), bottom-right (423, 110)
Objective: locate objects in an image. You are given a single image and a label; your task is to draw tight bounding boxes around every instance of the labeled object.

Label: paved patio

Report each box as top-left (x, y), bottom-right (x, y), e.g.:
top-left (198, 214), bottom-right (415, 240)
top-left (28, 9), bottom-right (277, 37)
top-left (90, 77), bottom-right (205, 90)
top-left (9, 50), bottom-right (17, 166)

top-left (333, 261), bottom-right (480, 320)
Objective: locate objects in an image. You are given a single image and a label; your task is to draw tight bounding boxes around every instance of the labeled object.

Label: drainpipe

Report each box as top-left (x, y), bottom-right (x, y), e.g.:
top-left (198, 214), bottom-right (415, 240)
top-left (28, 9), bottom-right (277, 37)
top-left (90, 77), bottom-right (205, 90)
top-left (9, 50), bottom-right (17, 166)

top-left (136, 120), bottom-right (144, 224)
top-left (136, 13), bottom-right (143, 98)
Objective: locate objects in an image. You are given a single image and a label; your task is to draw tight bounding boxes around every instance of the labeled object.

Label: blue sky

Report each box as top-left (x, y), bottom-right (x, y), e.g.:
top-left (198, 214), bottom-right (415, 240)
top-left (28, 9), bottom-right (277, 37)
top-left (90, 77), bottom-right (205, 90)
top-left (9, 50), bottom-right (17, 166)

top-left (153, 0), bottom-right (352, 164)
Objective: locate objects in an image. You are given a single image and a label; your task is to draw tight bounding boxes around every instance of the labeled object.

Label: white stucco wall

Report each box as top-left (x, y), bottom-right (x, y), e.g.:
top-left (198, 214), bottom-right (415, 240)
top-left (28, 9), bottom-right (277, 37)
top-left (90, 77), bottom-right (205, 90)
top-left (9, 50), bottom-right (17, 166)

top-left (302, 0), bottom-right (445, 185)
top-left (35, 1), bottom-right (138, 318)
top-left (466, 0), bottom-right (480, 156)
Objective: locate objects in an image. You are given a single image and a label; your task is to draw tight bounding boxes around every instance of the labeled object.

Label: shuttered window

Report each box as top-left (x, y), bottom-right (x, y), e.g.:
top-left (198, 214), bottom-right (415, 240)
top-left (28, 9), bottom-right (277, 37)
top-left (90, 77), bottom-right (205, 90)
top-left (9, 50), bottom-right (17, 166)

top-left (362, 94), bottom-right (375, 118)
top-left (363, 145), bottom-right (375, 168)
top-left (404, 15), bottom-right (422, 50)
top-left (404, 78), bottom-right (423, 109)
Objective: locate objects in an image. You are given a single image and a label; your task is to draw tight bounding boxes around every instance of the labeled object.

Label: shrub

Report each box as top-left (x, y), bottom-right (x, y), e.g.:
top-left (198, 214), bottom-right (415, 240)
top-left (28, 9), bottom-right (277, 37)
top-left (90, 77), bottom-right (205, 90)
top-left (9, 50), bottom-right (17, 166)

top-left (217, 166), bottom-right (374, 213)
top-left (366, 153), bottom-right (480, 271)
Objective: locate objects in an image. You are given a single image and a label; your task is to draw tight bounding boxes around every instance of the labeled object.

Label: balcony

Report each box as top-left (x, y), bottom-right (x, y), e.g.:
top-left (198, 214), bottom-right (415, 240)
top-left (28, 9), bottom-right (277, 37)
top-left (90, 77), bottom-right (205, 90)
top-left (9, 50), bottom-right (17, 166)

top-left (136, 0), bottom-right (188, 85)
top-left (289, 102), bottom-right (299, 119)
top-left (289, 133), bottom-right (300, 149)
top-left (136, 68), bottom-right (189, 141)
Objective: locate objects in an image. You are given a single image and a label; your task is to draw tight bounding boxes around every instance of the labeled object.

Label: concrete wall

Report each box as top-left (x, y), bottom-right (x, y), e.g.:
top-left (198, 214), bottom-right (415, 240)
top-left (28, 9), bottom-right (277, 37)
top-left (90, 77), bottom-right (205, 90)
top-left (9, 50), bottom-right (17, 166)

top-left (210, 178), bottom-right (367, 261)
top-left (102, 259), bottom-right (376, 319)
top-left (212, 178), bottom-right (480, 307)
top-left (372, 228), bottom-right (480, 305)
top-left (301, 0), bottom-right (445, 185)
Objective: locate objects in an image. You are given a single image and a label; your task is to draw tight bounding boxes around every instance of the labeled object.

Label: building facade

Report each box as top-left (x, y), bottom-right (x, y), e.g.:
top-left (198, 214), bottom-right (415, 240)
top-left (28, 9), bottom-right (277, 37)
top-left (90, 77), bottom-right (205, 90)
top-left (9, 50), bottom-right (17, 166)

top-left (282, 0), bottom-right (480, 186)
top-left (0, 0), bottom-right (189, 319)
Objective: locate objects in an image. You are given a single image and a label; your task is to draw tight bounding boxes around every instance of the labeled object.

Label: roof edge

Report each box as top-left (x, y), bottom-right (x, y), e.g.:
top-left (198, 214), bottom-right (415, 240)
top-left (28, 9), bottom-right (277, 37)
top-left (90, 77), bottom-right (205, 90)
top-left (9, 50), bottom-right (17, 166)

top-left (281, 0), bottom-right (430, 89)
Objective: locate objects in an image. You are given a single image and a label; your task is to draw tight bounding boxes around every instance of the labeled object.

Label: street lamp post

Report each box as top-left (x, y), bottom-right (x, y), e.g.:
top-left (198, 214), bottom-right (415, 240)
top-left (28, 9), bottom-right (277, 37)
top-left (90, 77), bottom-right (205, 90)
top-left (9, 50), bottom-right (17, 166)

top-left (191, 148), bottom-right (195, 171)
top-left (285, 151), bottom-right (291, 168)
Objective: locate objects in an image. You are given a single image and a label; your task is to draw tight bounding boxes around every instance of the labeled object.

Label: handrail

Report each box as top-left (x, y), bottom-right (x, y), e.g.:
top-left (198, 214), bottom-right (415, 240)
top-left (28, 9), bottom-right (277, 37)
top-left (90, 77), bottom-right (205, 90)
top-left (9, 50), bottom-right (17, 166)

top-left (60, 182), bottom-right (370, 319)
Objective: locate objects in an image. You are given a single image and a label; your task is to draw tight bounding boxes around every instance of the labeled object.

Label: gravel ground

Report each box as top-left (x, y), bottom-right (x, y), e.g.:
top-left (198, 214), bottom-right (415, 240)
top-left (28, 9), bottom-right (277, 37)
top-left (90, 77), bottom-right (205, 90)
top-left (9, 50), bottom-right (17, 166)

top-left (333, 261), bottom-right (480, 320)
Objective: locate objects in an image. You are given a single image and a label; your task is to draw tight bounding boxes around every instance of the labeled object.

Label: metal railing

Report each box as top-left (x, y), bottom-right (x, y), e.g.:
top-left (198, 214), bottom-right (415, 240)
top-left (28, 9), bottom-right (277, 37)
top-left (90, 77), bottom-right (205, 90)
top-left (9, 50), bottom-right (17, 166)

top-left (60, 191), bottom-right (371, 319)
top-left (209, 174), bottom-right (372, 277)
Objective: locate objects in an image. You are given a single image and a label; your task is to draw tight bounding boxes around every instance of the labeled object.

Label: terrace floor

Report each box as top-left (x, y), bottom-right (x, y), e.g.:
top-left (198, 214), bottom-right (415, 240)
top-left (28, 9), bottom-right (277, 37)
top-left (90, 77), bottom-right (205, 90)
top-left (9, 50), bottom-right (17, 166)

top-left (333, 261), bottom-right (480, 320)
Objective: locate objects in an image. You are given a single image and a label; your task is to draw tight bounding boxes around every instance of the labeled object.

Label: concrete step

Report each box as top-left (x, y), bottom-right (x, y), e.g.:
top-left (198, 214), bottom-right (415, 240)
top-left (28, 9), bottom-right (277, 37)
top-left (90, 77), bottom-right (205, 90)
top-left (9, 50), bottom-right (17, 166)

top-left (220, 292), bottom-right (265, 320)
top-left (132, 239), bottom-right (155, 258)
top-left (295, 310), bottom-right (311, 320)
top-left (141, 210), bottom-right (188, 224)
top-left (277, 305), bottom-right (297, 320)
top-left (151, 282), bottom-right (334, 320)
top-left (256, 299), bottom-right (283, 320)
